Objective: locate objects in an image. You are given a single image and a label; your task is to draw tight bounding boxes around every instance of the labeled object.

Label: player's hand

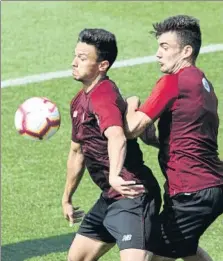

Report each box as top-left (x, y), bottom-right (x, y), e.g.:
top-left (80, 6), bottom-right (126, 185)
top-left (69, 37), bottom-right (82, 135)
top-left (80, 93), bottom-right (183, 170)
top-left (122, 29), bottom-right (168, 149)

top-left (62, 202), bottom-right (85, 227)
top-left (109, 176), bottom-right (145, 198)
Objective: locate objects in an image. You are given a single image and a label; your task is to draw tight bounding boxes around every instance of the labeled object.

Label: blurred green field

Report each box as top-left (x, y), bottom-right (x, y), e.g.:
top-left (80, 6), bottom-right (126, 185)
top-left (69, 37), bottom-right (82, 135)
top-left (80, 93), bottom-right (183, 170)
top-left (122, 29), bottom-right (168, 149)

top-left (1, 2), bottom-right (223, 261)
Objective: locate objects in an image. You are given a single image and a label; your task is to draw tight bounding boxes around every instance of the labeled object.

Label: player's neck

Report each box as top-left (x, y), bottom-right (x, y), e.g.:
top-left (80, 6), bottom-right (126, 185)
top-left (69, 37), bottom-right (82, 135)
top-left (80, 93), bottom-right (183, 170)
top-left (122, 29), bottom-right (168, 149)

top-left (83, 74), bottom-right (107, 93)
top-left (172, 60), bottom-right (194, 74)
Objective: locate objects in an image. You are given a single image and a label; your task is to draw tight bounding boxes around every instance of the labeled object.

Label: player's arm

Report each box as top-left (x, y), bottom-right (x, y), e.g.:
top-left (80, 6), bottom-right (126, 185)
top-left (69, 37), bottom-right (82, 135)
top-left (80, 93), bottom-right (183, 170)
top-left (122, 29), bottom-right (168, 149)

top-left (91, 84), bottom-right (145, 197)
top-left (104, 126), bottom-right (126, 179)
top-left (125, 75), bottom-right (178, 139)
top-left (124, 96), bottom-right (159, 148)
top-left (125, 99), bottom-right (152, 139)
top-left (62, 141), bottom-right (85, 226)
top-left (104, 125), bottom-right (145, 197)
top-left (123, 96), bottom-right (159, 148)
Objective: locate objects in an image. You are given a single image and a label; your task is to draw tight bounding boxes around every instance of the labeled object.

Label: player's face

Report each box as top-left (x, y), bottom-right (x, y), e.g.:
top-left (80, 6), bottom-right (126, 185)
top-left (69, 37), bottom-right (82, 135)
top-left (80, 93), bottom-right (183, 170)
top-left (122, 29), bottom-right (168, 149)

top-left (156, 31), bottom-right (186, 74)
top-left (72, 42), bottom-right (101, 82)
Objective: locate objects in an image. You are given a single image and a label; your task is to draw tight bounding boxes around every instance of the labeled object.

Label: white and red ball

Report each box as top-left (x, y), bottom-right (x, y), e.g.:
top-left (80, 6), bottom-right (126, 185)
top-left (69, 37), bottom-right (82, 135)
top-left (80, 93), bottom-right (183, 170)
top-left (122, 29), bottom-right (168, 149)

top-left (14, 97), bottom-right (61, 140)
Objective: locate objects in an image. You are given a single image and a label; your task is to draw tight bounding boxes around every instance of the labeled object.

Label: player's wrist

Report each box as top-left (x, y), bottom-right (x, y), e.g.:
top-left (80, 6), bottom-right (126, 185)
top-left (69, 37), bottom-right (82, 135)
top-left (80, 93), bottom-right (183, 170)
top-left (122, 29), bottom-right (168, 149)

top-left (62, 200), bottom-right (72, 207)
top-left (62, 195), bottom-right (73, 205)
top-left (126, 96), bottom-right (140, 109)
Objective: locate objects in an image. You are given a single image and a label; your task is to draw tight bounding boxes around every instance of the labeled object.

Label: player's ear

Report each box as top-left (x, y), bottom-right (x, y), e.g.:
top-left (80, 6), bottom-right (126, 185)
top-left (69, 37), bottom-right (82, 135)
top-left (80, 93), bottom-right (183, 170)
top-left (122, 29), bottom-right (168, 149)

top-left (99, 60), bottom-right (110, 72)
top-left (182, 45), bottom-right (193, 60)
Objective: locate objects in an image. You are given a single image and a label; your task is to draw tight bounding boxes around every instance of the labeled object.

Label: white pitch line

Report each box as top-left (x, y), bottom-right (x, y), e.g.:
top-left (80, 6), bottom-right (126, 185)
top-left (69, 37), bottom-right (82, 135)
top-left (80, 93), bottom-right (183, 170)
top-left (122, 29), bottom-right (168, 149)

top-left (1, 44), bottom-right (223, 88)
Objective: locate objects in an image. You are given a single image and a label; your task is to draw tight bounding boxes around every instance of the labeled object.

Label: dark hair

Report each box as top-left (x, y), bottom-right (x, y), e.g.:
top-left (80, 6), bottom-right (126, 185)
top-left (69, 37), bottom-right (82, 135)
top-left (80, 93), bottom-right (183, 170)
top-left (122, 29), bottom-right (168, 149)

top-left (152, 15), bottom-right (202, 61)
top-left (78, 28), bottom-right (118, 69)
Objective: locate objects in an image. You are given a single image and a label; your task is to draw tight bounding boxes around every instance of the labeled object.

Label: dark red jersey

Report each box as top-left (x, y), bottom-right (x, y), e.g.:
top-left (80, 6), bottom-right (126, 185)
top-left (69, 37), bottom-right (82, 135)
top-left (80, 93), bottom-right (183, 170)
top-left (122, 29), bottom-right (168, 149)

top-left (139, 66), bottom-right (223, 196)
top-left (71, 77), bottom-right (158, 199)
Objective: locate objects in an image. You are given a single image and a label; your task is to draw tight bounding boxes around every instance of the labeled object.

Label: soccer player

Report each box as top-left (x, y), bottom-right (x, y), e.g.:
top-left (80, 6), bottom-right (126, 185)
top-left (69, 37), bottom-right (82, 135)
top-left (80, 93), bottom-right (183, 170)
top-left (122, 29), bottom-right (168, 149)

top-left (125, 15), bottom-right (223, 261)
top-left (62, 28), bottom-right (161, 261)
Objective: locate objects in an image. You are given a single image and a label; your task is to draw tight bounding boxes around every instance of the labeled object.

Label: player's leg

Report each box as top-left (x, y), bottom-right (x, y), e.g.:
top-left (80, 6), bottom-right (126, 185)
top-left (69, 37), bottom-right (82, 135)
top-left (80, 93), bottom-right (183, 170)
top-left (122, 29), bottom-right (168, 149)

top-left (149, 186), bottom-right (223, 260)
top-left (68, 194), bottom-right (116, 261)
top-left (149, 246), bottom-right (213, 261)
top-left (104, 187), bottom-right (162, 261)
top-left (181, 247), bottom-right (213, 261)
top-left (120, 248), bottom-right (150, 261)
top-left (150, 255), bottom-right (174, 261)
top-left (68, 234), bottom-right (114, 261)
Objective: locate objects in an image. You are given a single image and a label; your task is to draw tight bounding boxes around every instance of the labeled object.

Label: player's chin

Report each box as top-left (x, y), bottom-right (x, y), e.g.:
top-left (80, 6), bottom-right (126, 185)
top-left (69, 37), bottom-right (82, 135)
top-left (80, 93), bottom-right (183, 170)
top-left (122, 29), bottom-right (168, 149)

top-left (160, 66), bottom-right (168, 74)
top-left (73, 75), bottom-right (82, 82)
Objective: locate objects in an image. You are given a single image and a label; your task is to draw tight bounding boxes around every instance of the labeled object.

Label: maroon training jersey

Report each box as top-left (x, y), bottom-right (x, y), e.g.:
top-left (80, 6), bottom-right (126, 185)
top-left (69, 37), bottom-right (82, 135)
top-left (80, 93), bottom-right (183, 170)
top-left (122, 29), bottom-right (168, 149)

top-left (71, 77), bottom-right (158, 199)
top-left (139, 66), bottom-right (223, 196)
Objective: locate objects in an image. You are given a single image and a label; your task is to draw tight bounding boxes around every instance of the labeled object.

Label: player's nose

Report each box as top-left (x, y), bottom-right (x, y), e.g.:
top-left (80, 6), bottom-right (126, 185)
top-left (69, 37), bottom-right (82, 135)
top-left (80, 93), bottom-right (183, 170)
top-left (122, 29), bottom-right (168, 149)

top-left (71, 57), bottom-right (78, 67)
top-left (156, 49), bottom-right (162, 59)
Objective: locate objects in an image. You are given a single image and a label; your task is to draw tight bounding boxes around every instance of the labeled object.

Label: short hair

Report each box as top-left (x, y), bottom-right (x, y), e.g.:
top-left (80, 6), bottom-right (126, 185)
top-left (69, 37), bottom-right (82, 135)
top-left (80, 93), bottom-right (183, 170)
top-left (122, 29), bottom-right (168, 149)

top-left (152, 15), bottom-right (202, 61)
top-left (78, 28), bottom-right (118, 69)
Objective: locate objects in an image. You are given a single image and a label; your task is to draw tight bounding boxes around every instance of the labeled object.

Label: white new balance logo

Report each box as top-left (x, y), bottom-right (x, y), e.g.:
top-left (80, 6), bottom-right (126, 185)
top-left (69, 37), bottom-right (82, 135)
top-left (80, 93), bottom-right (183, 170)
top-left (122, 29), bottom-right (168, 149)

top-left (122, 234), bottom-right (132, 241)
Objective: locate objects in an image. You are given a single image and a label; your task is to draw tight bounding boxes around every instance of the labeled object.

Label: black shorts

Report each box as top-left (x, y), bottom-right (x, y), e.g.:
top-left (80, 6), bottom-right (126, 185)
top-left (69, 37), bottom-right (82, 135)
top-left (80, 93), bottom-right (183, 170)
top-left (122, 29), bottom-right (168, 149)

top-left (77, 190), bottom-right (161, 251)
top-left (148, 185), bottom-right (223, 258)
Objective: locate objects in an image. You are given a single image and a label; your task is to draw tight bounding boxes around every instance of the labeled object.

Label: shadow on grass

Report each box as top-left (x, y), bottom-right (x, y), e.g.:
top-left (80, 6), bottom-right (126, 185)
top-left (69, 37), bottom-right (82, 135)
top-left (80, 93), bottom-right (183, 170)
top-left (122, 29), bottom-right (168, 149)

top-left (1, 233), bottom-right (74, 261)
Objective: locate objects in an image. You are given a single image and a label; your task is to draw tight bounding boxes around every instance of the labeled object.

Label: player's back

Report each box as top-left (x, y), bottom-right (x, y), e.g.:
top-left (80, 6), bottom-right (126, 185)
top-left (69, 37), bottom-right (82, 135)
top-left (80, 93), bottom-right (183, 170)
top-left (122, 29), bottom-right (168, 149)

top-left (71, 78), bottom-right (159, 198)
top-left (158, 66), bottom-right (223, 195)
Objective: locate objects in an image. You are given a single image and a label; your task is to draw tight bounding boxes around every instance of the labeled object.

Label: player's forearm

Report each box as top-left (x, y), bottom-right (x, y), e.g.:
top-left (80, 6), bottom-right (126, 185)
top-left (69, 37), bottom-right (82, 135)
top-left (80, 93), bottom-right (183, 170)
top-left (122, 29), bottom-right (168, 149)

top-left (125, 111), bottom-right (144, 138)
top-left (107, 135), bottom-right (127, 179)
top-left (62, 153), bottom-right (85, 204)
top-left (125, 96), bottom-right (153, 139)
top-left (125, 109), bottom-right (153, 139)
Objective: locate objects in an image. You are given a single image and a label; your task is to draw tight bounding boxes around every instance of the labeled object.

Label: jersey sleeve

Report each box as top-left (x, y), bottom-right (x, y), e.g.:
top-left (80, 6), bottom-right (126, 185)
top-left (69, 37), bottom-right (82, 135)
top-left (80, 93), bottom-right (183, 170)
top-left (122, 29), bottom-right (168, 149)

top-left (91, 82), bottom-right (124, 134)
top-left (138, 74), bottom-right (179, 120)
top-left (71, 120), bottom-right (79, 142)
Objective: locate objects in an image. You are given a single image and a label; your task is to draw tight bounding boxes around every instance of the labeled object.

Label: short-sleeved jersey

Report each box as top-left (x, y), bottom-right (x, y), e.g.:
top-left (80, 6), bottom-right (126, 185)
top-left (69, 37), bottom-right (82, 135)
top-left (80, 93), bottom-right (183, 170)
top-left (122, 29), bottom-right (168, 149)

top-left (139, 66), bottom-right (223, 196)
top-left (70, 77), bottom-right (158, 199)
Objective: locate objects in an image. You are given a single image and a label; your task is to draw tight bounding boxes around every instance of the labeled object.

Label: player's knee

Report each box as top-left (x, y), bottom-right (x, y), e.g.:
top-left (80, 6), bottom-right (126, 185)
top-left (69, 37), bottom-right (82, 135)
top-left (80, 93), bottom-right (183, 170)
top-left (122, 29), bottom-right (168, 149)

top-left (67, 251), bottom-right (96, 261)
top-left (120, 249), bottom-right (149, 261)
top-left (67, 250), bottom-right (83, 261)
top-left (67, 252), bottom-right (76, 261)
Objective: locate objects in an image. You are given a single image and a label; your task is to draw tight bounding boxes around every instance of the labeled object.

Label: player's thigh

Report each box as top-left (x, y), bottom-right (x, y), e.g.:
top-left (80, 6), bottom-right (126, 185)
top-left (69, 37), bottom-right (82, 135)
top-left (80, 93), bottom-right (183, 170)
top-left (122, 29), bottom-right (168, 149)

top-left (181, 246), bottom-right (213, 261)
top-left (120, 250), bottom-right (176, 261)
top-left (104, 191), bottom-right (161, 251)
top-left (68, 234), bottom-right (115, 261)
top-left (77, 194), bottom-right (115, 244)
top-left (120, 248), bottom-right (150, 261)
top-left (150, 186), bottom-right (223, 258)
top-left (149, 251), bottom-right (211, 261)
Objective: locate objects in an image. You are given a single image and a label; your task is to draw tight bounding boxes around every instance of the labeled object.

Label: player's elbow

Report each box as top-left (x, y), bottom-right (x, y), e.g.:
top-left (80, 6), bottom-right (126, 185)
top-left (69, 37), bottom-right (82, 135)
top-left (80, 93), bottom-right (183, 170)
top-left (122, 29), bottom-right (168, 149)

top-left (104, 126), bottom-right (127, 142)
top-left (125, 128), bottom-right (138, 139)
top-left (67, 150), bottom-right (85, 172)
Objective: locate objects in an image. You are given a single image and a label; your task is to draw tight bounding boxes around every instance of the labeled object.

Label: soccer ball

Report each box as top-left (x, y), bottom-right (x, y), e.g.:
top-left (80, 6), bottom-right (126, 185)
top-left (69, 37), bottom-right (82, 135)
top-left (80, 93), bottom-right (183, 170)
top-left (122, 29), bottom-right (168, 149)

top-left (14, 97), bottom-right (61, 140)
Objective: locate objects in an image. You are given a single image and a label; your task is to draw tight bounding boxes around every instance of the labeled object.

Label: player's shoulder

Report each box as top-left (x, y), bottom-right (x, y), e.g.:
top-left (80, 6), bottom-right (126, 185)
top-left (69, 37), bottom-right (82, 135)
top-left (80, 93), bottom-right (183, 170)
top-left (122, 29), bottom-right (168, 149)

top-left (91, 78), bottom-right (119, 98)
top-left (156, 73), bottom-right (178, 87)
top-left (179, 66), bottom-right (203, 81)
top-left (180, 66), bottom-right (208, 87)
top-left (178, 66), bottom-right (210, 94)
